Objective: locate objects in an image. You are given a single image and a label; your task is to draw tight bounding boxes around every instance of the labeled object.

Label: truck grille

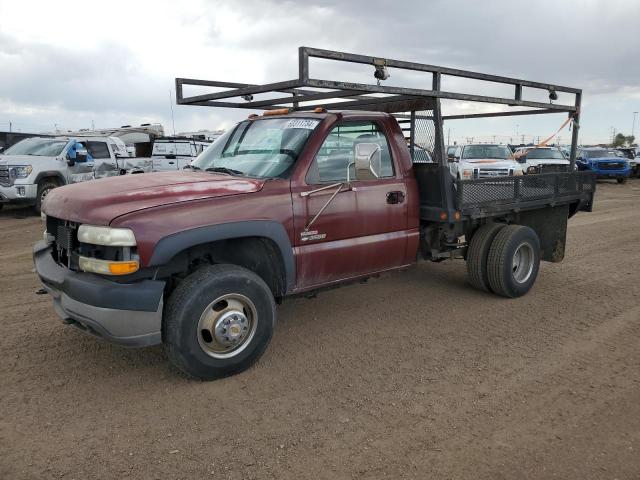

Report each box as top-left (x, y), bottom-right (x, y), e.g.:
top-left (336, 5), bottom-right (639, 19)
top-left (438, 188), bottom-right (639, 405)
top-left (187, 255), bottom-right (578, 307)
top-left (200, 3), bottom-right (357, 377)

top-left (46, 216), bottom-right (78, 267)
top-left (478, 168), bottom-right (510, 178)
top-left (597, 162), bottom-right (623, 170)
top-left (0, 164), bottom-right (10, 187)
top-left (539, 164), bottom-right (569, 174)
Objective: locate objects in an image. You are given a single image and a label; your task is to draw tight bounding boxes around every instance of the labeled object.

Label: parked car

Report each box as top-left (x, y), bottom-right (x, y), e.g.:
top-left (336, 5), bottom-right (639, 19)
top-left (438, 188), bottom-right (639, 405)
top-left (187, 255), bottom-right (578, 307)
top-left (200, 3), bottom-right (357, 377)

top-left (514, 146), bottom-right (570, 174)
top-left (577, 147), bottom-right (631, 183)
top-left (446, 145), bottom-right (457, 161)
top-left (151, 137), bottom-right (212, 171)
top-left (616, 148), bottom-right (639, 177)
top-left (449, 144), bottom-right (523, 179)
top-left (413, 145), bottom-right (434, 163)
top-left (0, 136), bottom-right (151, 213)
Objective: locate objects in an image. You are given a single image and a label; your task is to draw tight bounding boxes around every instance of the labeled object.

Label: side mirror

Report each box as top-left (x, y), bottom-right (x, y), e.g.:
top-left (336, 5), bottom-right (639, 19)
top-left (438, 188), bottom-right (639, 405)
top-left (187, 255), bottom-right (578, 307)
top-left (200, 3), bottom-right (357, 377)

top-left (75, 148), bottom-right (88, 162)
top-left (66, 153), bottom-right (75, 167)
top-left (353, 143), bottom-right (381, 180)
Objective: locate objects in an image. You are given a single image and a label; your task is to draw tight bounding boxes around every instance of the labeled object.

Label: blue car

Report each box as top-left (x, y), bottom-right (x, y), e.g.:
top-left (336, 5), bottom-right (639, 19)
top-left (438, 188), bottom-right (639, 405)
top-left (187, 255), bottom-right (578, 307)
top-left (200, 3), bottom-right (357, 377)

top-left (577, 148), bottom-right (631, 184)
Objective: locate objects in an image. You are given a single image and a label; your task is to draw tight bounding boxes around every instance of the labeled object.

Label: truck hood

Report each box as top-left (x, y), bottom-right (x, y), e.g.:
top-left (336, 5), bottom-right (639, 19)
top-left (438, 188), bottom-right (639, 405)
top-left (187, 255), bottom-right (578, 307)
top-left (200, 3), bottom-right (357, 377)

top-left (43, 171), bottom-right (265, 225)
top-left (527, 159), bottom-right (570, 166)
top-left (0, 154), bottom-right (57, 164)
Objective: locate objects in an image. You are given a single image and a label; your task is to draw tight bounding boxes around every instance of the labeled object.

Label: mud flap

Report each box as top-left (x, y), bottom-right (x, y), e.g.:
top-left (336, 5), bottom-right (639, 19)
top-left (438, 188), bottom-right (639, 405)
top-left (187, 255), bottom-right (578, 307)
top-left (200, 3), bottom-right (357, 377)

top-left (516, 204), bottom-right (569, 262)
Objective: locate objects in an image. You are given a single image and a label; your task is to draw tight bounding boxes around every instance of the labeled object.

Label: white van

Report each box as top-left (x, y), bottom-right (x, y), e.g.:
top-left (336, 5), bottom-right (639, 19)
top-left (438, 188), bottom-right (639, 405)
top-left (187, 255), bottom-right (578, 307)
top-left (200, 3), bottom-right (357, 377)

top-left (151, 138), bottom-right (211, 171)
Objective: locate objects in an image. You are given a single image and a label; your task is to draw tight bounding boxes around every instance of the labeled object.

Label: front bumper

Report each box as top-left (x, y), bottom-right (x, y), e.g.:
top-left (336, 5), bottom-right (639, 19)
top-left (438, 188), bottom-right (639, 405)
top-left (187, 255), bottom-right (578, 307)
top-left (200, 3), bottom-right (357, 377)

top-left (33, 241), bottom-right (165, 347)
top-left (0, 183), bottom-right (38, 203)
top-left (593, 169), bottom-right (631, 179)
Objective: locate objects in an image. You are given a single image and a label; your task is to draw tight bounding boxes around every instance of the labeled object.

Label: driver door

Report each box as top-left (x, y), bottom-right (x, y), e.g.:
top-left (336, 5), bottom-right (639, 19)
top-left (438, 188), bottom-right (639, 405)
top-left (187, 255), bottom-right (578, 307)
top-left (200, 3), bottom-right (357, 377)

top-left (292, 121), bottom-right (410, 289)
top-left (66, 141), bottom-right (95, 183)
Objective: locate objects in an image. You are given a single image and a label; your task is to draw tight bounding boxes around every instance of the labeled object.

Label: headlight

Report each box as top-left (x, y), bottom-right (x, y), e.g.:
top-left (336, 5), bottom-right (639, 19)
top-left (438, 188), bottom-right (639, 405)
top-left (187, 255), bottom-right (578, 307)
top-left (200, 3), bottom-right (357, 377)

top-left (527, 166), bottom-right (538, 174)
top-left (77, 225), bottom-right (136, 246)
top-left (9, 165), bottom-right (33, 178)
top-left (462, 169), bottom-right (473, 178)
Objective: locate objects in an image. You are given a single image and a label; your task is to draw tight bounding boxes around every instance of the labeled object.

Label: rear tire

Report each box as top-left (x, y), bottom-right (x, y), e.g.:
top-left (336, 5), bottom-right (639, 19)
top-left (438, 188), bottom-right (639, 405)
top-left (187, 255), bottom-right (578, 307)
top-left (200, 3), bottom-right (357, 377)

top-left (466, 223), bottom-right (506, 292)
top-left (164, 264), bottom-right (276, 380)
top-left (35, 179), bottom-right (58, 214)
top-left (617, 178), bottom-right (627, 184)
top-left (487, 225), bottom-right (540, 298)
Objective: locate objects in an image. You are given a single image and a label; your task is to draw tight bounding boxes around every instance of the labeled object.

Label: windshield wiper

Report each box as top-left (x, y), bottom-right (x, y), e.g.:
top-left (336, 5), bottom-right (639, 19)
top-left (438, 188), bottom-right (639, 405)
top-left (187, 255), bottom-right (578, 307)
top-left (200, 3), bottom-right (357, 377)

top-left (205, 167), bottom-right (244, 176)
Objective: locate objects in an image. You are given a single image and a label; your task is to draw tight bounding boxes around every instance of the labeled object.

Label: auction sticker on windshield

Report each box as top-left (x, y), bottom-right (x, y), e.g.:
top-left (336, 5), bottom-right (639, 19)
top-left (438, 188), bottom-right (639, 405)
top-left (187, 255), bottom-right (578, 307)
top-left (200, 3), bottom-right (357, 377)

top-left (284, 119), bottom-right (319, 130)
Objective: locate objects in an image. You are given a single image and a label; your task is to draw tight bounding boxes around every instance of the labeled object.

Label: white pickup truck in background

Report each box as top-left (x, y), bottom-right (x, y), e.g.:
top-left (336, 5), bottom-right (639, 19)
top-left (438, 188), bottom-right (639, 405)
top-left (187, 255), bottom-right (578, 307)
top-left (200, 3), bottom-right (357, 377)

top-left (513, 146), bottom-right (570, 174)
top-left (151, 137), bottom-right (211, 171)
top-left (448, 144), bottom-right (523, 179)
top-left (0, 136), bottom-right (151, 213)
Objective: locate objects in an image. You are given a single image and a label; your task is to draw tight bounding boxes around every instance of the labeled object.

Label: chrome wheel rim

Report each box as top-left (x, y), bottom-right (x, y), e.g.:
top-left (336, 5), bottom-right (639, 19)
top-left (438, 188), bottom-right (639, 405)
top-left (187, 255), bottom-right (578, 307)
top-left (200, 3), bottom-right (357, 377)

top-left (40, 187), bottom-right (53, 204)
top-left (512, 242), bottom-right (534, 284)
top-left (196, 293), bottom-right (257, 359)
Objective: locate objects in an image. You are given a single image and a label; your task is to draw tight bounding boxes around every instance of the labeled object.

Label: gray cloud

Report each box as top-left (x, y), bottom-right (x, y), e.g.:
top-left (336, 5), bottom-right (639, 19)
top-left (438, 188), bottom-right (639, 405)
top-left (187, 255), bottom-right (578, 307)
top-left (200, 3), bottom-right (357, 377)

top-left (0, 0), bottom-right (638, 143)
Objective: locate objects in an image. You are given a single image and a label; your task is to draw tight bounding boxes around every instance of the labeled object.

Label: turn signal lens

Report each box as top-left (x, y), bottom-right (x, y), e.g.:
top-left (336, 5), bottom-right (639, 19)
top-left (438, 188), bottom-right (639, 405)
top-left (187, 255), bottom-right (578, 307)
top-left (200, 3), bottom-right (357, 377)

top-left (79, 256), bottom-right (139, 276)
top-left (108, 261), bottom-right (140, 275)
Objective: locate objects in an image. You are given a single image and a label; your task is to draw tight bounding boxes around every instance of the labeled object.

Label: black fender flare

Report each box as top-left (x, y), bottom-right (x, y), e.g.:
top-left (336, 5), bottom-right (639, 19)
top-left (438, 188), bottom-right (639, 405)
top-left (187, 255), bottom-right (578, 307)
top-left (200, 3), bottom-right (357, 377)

top-left (148, 221), bottom-right (295, 292)
top-left (34, 171), bottom-right (67, 186)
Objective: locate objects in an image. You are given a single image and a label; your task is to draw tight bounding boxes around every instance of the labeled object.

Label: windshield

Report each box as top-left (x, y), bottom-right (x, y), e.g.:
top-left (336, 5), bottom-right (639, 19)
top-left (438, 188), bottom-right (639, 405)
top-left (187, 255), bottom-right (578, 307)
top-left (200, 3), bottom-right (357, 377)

top-left (462, 145), bottom-right (512, 160)
top-left (191, 118), bottom-right (319, 178)
top-left (526, 148), bottom-right (565, 160)
top-left (3, 137), bottom-right (68, 156)
top-left (583, 149), bottom-right (618, 159)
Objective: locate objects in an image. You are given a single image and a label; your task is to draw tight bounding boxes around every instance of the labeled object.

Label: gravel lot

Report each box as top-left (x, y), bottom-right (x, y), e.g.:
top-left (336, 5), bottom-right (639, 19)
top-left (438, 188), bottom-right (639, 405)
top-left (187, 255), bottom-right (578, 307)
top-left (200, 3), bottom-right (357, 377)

top-left (1, 180), bottom-right (639, 479)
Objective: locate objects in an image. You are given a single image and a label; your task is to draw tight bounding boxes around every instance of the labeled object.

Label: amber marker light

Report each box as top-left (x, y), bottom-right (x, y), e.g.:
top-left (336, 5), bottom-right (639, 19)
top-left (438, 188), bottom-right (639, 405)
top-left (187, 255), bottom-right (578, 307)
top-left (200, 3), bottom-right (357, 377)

top-left (263, 108), bottom-right (291, 116)
top-left (79, 257), bottom-right (140, 276)
top-left (108, 261), bottom-right (140, 275)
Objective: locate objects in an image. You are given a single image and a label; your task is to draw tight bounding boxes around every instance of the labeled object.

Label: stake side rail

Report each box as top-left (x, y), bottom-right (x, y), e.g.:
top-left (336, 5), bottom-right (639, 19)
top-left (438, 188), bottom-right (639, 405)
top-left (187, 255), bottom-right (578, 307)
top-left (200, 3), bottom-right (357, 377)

top-left (176, 46), bottom-right (579, 115)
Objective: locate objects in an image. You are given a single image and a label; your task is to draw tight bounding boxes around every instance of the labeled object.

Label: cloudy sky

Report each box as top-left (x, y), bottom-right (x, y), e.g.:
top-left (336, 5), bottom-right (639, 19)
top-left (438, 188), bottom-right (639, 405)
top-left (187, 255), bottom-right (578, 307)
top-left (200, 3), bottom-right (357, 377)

top-left (1, 0), bottom-right (639, 144)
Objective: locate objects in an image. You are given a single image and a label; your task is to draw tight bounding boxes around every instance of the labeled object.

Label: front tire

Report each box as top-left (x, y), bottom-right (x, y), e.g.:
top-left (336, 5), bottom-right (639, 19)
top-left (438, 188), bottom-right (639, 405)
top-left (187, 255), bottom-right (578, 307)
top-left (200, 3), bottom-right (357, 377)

top-left (164, 264), bottom-right (276, 380)
top-left (487, 225), bottom-right (540, 298)
top-left (35, 179), bottom-right (58, 214)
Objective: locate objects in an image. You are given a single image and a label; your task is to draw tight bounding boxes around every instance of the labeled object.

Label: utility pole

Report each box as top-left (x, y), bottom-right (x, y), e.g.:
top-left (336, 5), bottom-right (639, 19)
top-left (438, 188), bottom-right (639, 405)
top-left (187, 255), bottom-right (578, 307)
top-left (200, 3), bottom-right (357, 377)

top-left (447, 127), bottom-right (451, 146)
top-left (633, 112), bottom-right (638, 140)
top-left (8, 121), bottom-right (11, 133)
top-left (169, 89), bottom-right (176, 137)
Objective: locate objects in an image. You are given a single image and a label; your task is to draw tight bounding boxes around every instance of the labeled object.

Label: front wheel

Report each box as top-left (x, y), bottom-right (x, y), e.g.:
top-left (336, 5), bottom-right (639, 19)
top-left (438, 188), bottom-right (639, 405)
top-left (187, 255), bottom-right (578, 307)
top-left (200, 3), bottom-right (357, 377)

top-left (35, 179), bottom-right (58, 214)
top-left (486, 225), bottom-right (541, 298)
top-left (164, 264), bottom-right (276, 380)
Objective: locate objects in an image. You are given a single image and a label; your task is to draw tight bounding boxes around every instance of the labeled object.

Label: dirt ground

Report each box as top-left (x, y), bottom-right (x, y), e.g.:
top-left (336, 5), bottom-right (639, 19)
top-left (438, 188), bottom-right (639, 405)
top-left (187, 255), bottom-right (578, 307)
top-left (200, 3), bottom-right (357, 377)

top-left (1, 180), bottom-right (639, 480)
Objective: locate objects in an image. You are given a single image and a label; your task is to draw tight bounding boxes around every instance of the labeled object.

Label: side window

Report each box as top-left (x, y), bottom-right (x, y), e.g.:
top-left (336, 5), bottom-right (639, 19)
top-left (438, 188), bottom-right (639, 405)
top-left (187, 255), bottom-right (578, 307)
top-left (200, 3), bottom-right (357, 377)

top-left (87, 141), bottom-right (110, 159)
top-left (307, 121), bottom-right (395, 184)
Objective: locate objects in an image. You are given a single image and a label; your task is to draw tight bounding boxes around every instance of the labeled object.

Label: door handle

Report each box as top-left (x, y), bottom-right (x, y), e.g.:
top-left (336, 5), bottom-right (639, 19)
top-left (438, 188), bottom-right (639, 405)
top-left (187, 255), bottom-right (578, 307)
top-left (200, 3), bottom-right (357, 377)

top-left (386, 191), bottom-right (405, 204)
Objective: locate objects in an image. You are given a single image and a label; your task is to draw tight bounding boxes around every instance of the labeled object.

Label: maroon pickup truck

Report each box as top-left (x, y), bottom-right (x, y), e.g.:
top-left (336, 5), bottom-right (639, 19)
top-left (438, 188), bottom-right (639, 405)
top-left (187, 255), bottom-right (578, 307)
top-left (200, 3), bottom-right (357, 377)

top-left (33, 48), bottom-right (595, 379)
